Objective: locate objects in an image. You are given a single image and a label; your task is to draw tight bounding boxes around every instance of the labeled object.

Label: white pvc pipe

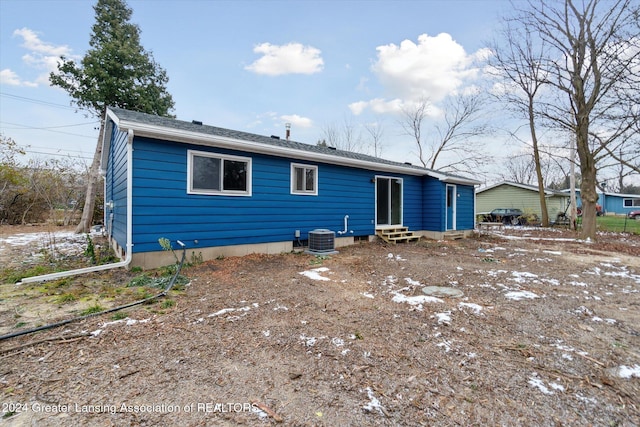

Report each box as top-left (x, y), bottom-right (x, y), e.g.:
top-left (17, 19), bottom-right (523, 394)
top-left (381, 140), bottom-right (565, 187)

top-left (338, 215), bottom-right (349, 235)
top-left (18, 129), bottom-right (135, 284)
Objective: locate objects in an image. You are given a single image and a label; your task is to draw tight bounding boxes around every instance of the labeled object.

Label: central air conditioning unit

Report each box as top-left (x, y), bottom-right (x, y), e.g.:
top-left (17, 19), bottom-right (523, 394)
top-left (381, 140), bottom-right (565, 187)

top-left (306, 229), bottom-right (338, 255)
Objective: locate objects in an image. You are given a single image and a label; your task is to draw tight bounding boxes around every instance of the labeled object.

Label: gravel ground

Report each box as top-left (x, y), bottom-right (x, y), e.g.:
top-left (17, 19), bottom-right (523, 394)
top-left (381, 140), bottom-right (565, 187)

top-left (1, 226), bottom-right (639, 426)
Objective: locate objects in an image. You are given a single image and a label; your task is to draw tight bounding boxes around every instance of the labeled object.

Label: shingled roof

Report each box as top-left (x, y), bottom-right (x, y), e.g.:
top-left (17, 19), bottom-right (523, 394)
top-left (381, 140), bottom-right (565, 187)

top-left (105, 107), bottom-right (480, 185)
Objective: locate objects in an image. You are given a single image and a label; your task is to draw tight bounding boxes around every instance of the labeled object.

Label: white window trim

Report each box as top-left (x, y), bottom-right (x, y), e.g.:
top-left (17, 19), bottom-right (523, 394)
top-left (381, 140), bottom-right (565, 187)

top-left (187, 149), bottom-right (252, 196)
top-left (623, 198), bottom-right (640, 207)
top-left (290, 163), bottom-right (318, 195)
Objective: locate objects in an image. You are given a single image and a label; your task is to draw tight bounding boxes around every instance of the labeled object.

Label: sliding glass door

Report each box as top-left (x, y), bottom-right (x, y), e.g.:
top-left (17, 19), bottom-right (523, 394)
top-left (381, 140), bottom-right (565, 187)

top-left (376, 177), bottom-right (402, 226)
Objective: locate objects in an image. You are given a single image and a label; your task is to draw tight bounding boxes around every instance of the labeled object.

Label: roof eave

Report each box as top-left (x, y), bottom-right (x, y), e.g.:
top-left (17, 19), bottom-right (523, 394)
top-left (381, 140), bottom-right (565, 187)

top-left (114, 117), bottom-right (430, 177)
top-left (428, 170), bottom-right (481, 186)
top-left (107, 108), bottom-right (481, 185)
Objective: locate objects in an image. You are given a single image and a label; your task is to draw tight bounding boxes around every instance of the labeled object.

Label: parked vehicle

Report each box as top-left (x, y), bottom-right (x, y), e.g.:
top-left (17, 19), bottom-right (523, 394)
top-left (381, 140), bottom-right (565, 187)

top-left (489, 208), bottom-right (524, 225)
top-left (628, 210), bottom-right (640, 219)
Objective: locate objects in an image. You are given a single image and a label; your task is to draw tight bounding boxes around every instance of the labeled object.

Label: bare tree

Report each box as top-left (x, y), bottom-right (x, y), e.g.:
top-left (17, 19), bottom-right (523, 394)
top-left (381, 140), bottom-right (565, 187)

top-left (364, 121), bottom-right (385, 158)
top-left (399, 99), bottom-right (429, 167)
top-left (0, 135), bottom-right (25, 201)
top-left (400, 93), bottom-right (491, 174)
top-left (502, 152), bottom-right (537, 185)
top-left (502, 143), bottom-right (568, 189)
top-left (320, 116), bottom-right (364, 152)
top-left (319, 125), bottom-right (339, 148)
top-left (488, 20), bottom-right (552, 226)
top-left (514, 0), bottom-right (640, 239)
top-left (27, 157), bottom-right (85, 226)
top-left (614, 150), bottom-right (634, 192)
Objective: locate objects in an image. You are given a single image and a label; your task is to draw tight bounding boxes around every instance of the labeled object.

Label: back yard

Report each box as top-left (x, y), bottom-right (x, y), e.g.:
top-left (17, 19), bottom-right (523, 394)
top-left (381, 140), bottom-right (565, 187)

top-left (1, 225), bottom-right (639, 426)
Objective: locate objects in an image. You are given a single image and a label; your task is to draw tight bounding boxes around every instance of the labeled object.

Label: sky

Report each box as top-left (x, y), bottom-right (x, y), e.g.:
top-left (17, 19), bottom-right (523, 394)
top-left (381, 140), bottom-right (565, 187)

top-left (1, 0), bottom-right (526, 182)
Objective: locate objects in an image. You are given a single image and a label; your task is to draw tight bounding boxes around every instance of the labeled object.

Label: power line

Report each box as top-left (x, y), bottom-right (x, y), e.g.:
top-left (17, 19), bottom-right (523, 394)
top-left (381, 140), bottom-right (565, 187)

top-left (0, 92), bottom-right (77, 111)
top-left (4, 121), bottom-right (99, 130)
top-left (0, 121), bottom-right (97, 139)
top-left (24, 149), bottom-right (92, 161)
top-left (18, 143), bottom-right (93, 155)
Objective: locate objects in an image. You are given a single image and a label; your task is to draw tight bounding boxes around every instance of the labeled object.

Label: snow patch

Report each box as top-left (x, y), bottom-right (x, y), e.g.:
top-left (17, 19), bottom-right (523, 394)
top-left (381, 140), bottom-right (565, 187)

top-left (434, 311), bottom-right (452, 325)
top-left (505, 290), bottom-right (539, 301)
top-left (612, 365), bottom-right (640, 379)
top-left (458, 302), bottom-right (484, 314)
top-left (363, 387), bottom-right (386, 415)
top-left (392, 292), bottom-right (444, 307)
top-left (528, 374), bottom-right (554, 395)
top-left (299, 267), bottom-right (331, 281)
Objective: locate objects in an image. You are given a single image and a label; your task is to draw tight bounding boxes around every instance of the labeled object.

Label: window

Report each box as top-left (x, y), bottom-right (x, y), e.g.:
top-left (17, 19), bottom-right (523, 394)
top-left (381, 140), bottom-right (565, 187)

top-left (291, 163), bottom-right (317, 195)
top-left (624, 198), bottom-right (640, 207)
top-left (188, 150), bottom-right (251, 195)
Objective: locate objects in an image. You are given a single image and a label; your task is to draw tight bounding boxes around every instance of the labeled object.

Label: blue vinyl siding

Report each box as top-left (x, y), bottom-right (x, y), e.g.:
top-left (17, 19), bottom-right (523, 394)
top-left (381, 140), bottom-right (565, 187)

top-left (401, 175), bottom-right (424, 231)
top-left (455, 185), bottom-right (475, 230)
top-left (423, 179), bottom-right (445, 231)
top-left (105, 124), bottom-right (129, 252)
top-left (420, 181), bottom-right (475, 232)
top-left (129, 136), bottom-right (381, 253)
top-left (106, 125), bottom-right (478, 255)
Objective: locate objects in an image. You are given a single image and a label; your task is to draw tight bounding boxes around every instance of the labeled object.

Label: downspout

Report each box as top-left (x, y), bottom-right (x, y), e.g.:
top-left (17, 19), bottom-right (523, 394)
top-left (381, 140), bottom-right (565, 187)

top-left (18, 129), bottom-right (135, 284)
top-left (474, 184), bottom-right (478, 229)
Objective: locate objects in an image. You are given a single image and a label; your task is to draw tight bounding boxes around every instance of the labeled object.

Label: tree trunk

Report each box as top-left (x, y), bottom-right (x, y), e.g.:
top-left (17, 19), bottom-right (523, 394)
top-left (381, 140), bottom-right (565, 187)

top-left (575, 106), bottom-right (598, 240)
top-left (579, 163), bottom-right (598, 240)
top-left (529, 100), bottom-right (548, 227)
top-left (75, 111), bottom-right (105, 234)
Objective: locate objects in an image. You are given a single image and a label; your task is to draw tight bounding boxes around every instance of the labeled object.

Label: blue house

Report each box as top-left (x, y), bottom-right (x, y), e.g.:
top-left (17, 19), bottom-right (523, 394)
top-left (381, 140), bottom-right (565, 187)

top-left (101, 107), bottom-right (480, 268)
top-left (566, 189), bottom-right (640, 215)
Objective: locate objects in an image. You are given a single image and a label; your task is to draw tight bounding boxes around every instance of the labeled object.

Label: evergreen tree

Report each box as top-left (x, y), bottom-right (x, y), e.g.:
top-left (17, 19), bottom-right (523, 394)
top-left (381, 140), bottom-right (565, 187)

top-left (50, 0), bottom-right (175, 233)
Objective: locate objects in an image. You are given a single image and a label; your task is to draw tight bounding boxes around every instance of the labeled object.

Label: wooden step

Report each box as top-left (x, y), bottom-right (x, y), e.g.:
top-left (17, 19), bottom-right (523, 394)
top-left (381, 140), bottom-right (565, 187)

top-left (376, 227), bottom-right (421, 244)
top-left (443, 231), bottom-right (465, 240)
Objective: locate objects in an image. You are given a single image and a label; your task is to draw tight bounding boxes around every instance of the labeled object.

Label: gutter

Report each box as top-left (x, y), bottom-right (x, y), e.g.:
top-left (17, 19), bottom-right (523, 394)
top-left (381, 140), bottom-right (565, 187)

top-left (127, 120), bottom-right (430, 176)
top-left (18, 129), bottom-right (135, 284)
top-left (109, 109), bottom-right (478, 183)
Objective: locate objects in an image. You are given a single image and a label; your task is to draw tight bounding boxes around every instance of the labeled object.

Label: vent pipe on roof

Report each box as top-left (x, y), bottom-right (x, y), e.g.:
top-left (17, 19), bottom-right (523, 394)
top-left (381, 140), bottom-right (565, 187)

top-left (285, 123), bottom-right (291, 141)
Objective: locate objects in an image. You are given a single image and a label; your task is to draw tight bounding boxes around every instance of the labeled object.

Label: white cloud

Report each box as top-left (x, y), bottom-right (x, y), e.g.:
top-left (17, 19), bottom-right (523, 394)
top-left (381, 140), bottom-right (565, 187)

top-left (356, 76), bottom-right (370, 93)
top-left (374, 33), bottom-right (478, 100)
top-left (352, 33), bottom-right (485, 116)
top-left (348, 97), bottom-right (444, 118)
top-left (3, 27), bottom-right (75, 87)
top-left (245, 42), bottom-right (324, 76)
top-left (13, 28), bottom-right (71, 57)
top-left (348, 100), bottom-right (368, 115)
top-left (0, 68), bottom-right (38, 87)
top-left (0, 69), bottom-right (23, 86)
top-left (472, 47), bottom-right (493, 62)
top-left (280, 114), bottom-right (313, 128)
top-left (349, 98), bottom-right (406, 115)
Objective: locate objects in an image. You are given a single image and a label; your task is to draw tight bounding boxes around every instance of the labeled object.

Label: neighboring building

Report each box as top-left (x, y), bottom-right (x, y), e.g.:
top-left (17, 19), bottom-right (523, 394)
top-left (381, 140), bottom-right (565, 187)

top-left (102, 107), bottom-right (480, 268)
top-left (476, 181), bottom-right (570, 220)
top-left (568, 189), bottom-right (640, 215)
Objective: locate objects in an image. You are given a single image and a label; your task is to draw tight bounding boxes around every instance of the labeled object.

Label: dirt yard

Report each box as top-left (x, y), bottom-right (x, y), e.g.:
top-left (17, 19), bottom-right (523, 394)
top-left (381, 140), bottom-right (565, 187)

top-left (1, 226), bottom-right (639, 426)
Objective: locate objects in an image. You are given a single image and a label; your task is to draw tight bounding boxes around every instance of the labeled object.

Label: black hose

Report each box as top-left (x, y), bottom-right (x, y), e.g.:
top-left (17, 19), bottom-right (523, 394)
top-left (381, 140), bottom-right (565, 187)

top-left (0, 242), bottom-right (187, 342)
